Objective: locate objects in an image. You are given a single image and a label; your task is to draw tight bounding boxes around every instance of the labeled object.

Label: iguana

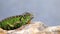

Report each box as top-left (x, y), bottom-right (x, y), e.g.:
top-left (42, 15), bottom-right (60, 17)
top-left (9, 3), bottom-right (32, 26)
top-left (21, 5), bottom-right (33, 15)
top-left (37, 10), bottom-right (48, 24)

top-left (0, 12), bottom-right (33, 30)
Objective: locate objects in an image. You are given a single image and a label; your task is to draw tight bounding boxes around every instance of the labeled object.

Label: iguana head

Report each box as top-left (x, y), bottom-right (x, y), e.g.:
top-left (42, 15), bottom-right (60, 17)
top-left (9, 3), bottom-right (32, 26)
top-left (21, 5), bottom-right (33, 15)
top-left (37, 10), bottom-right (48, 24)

top-left (20, 12), bottom-right (33, 24)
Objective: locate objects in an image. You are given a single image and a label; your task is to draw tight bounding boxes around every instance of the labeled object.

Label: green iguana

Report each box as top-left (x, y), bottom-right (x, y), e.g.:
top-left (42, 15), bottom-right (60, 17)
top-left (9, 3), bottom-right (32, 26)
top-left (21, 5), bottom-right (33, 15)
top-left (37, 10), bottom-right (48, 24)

top-left (0, 12), bottom-right (33, 30)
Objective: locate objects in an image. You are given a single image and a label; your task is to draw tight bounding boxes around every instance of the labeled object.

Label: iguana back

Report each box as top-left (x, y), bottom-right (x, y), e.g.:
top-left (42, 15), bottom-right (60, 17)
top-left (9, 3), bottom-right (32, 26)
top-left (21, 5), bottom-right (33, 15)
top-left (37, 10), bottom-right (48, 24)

top-left (0, 12), bottom-right (33, 30)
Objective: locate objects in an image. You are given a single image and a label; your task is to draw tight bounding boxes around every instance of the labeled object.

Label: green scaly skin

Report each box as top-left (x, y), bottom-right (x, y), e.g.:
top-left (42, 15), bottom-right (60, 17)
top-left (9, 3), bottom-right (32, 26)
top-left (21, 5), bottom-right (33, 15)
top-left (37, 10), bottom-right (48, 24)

top-left (0, 12), bottom-right (33, 30)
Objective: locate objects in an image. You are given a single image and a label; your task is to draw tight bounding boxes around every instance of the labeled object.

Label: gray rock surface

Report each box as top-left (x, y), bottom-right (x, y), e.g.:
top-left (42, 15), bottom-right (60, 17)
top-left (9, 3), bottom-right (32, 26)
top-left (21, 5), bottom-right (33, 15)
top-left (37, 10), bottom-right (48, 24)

top-left (1, 22), bottom-right (60, 34)
top-left (7, 22), bottom-right (47, 34)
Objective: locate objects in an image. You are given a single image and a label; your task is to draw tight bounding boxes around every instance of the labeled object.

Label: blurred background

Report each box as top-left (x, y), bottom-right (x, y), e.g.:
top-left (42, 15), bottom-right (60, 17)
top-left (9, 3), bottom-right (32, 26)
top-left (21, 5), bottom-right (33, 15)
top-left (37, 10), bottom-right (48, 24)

top-left (0, 0), bottom-right (60, 26)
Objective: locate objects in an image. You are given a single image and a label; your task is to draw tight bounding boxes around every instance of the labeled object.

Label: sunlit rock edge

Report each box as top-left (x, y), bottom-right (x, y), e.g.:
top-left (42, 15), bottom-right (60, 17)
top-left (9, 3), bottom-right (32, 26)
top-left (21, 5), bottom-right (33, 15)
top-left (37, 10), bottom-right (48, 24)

top-left (0, 21), bottom-right (60, 34)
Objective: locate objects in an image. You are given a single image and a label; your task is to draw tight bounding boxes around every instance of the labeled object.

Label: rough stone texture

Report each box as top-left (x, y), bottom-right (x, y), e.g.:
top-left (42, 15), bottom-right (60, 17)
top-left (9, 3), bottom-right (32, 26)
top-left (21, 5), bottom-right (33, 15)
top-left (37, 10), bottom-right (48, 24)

top-left (0, 22), bottom-right (60, 34)
top-left (41, 26), bottom-right (60, 34)
top-left (7, 22), bottom-right (47, 34)
top-left (36, 26), bottom-right (60, 34)
top-left (0, 28), bottom-right (7, 34)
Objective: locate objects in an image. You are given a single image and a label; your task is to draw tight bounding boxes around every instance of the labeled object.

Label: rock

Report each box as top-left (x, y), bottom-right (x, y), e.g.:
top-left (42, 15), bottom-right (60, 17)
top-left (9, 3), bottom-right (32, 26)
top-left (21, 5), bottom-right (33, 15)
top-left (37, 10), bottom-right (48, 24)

top-left (23, 22), bottom-right (47, 30)
top-left (7, 22), bottom-right (60, 34)
top-left (0, 28), bottom-right (7, 34)
top-left (43, 26), bottom-right (60, 32)
top-left (8, 22), bottom-right (47, 34)
top-left (38, 26), bottom-right (60, 34)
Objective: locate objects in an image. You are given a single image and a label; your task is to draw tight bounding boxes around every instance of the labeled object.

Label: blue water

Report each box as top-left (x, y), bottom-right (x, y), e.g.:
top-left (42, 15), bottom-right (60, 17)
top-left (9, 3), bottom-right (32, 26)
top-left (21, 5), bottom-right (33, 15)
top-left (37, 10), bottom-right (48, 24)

top-left (0, 0), bottom-right (60, 26)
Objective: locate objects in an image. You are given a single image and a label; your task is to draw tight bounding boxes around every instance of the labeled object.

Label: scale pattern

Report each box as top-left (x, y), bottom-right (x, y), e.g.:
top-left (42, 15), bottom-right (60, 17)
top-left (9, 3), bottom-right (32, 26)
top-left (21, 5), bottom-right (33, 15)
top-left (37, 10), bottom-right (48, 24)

top-left (0, 12), bottom-right (33, 30)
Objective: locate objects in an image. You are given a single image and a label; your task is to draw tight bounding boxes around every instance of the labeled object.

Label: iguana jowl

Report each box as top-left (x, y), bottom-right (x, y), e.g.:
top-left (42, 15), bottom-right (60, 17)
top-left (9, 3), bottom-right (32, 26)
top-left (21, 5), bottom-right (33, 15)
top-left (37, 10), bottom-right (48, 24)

top-left (0, 12), bottom-right (33, 30)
